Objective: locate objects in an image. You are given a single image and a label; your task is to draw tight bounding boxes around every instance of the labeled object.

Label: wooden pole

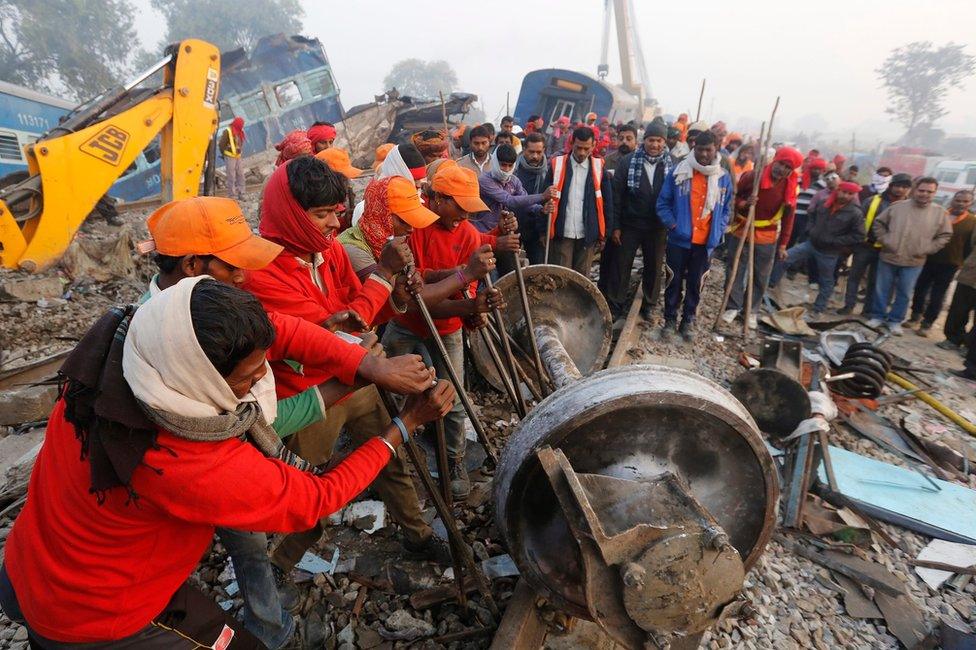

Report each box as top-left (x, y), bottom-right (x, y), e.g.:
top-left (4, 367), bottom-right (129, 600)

top-left (695, 78), bottom-right (706, 122)
top-left (439, 91), bottom-right (454, 159)
top-left (741, 97), bottom-right (780, 339)
top-left (712, 121), bottom-right (766, 331)
top-left (506, 91), bottom-right (510, 117)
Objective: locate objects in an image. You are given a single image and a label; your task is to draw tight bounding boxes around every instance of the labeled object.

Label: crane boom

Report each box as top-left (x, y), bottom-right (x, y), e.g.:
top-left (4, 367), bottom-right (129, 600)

top-left (597, 0), bottom-right (655, 119)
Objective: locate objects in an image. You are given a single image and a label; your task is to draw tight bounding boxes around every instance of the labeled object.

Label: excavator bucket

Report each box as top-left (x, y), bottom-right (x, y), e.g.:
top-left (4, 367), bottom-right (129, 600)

top-left (0, 39), bottom-right (220, 272)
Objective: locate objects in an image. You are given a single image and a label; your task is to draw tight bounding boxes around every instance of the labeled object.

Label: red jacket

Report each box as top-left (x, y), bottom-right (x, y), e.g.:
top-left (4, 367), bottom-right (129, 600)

top-left (244, 239), bottom-right (393, 398)
top-left (4, 399), bottom-right (390, 643)
top-left (266, 311), bottom-right (367, 391)
top-left (396, 220), bottom-right (496, 337)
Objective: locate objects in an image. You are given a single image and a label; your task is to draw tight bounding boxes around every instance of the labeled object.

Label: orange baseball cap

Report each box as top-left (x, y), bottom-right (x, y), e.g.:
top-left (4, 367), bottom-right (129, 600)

top-left (373, 143), bottom-right (395, 171)
top-left (146, 197), bottom-right (283, 270)
top-left (431, 163), bottom-right (489, 213)
top-left (387, 176), bottom-right (437, 228)
top-left (316, 147), bottom-right (363, 179)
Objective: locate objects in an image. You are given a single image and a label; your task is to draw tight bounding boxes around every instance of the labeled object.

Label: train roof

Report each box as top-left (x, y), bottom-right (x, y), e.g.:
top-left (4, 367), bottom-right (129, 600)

top-left (0, 80), bottom-right (75, 111)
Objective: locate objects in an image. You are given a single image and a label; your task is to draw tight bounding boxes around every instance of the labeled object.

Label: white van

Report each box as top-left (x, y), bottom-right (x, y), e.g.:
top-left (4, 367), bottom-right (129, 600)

top-left (933, 160), bottom-right (976, 205)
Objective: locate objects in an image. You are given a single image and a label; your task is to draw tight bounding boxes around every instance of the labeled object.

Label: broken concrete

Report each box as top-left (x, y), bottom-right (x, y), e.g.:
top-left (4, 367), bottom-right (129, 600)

top-left (0, 275), bottom-right (63, 303)
top-left (0, 384), bottom-right (58, 426)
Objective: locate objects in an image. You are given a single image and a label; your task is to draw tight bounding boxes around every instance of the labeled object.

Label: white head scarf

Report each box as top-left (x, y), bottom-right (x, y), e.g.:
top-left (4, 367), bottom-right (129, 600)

top-left (354, 145), bottom-right (416, 226)
top-left (123, 275), bottom-right (278, 422)
top-left (673, 153), bottom-right (726, 218)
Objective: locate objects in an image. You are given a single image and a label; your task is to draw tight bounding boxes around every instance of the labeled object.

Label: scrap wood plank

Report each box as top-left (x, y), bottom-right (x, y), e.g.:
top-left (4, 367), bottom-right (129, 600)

top-left (489, 579), bottom-right (547, 650)
top-left (607, 281), bottom-right (643, 368)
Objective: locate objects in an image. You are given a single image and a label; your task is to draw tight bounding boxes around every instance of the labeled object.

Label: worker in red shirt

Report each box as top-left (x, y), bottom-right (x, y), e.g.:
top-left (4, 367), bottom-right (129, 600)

top-left (720, 146), bottom-right (804, 329)
top-left (382, 161), bottom-right (520, 498)
top-left (0, 277), bottom-right (455, 648)
top-left (142, 196), bottom-right (436, 647)
top-left (242, 157), bottom-right (455, 591)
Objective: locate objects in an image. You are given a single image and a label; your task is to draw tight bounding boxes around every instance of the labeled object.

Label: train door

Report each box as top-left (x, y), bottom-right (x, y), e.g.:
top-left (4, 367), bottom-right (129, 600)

top-left (546, 99), bottom-right (575, 127)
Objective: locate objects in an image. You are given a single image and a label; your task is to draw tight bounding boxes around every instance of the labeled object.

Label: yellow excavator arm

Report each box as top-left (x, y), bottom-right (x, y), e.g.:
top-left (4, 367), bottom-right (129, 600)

top-left (0, 39), bottom-right (221, 271)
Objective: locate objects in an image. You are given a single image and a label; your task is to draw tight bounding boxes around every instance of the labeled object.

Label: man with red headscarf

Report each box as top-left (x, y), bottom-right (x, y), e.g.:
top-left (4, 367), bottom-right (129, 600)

top-left (720, 146), bottom-right (804, 328)
top-left (307, 121), bottom-right (337, 153)
top-left (218, 116), bottom-right (247, 199)
top-left (243, 157), bottom-right (453, 582)
top-left (547, 116), bottom-right (572, 157)
top-left (274, 130), bottom-right (313, 166)
top-left (768, 181), bottom-right (865, 313)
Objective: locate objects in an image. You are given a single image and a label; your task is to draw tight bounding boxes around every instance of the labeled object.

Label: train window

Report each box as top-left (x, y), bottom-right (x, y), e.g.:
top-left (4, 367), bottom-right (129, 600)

top-left (0, 132), bottom-right (22, 161)
top-left (967, 168), bottom-right (976, 185)
top-left (305, 69), bottom-right (335, 98)
top-left (936, 170), bottom-right (960, 183)
top-left (218, 102), bottom-right (235, 123)
top-left (275, 81), bottom-right (302, 108)
top-left (143, 138), bottom-right (161, 165)
top-left (239, 90), bottom-right (271, 121)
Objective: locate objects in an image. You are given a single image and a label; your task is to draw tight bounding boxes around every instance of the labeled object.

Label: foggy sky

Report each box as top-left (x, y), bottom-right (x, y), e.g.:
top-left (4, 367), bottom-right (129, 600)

top-left (134, 0), bottom-right (976, 146)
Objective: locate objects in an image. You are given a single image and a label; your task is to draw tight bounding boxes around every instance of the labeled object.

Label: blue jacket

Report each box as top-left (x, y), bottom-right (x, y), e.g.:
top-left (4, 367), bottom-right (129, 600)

top-left (471, 173), bottom-right (545, 233)
top-left (656, 168), bottom-right (734, 253)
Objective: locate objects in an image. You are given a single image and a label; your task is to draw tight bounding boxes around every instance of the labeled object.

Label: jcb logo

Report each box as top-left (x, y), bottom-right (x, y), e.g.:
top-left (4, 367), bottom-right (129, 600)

top-left (81, 125), bottom-right (129, 165)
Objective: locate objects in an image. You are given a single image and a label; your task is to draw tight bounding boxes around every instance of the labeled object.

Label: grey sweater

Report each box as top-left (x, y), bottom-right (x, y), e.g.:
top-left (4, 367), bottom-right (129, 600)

top-left (870, 201), bottom-right (952, 267)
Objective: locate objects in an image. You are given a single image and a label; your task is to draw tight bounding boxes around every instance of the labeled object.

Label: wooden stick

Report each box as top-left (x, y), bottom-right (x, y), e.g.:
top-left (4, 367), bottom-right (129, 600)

top-left (741, 97), bottom-right (780, 339)
top-left (695, 78), bottom-right (706, 122)
top-left (908, 559), bottom-right (976, 575)
top-left (712, 121), bottom-right (766, 330)
top-left (439, 91), bottom-right (454, 159)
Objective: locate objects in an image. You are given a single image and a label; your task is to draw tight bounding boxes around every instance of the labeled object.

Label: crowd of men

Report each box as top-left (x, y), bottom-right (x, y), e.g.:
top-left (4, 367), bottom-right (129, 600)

top-left (3, 108), bottom-right (975, 650)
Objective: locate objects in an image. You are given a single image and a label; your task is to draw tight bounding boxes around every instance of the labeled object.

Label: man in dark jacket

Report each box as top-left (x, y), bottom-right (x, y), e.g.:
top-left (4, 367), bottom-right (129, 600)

top-left (608, 119), bottom-right (673, 319)
top-left (514, 132), bottom-right (552, 265)
top-left (769, 182), bottom-right (865, 313)
top-left (839, 172), bottom-right (912, 315)
top-left (545, 127), bottom-right (614, 276)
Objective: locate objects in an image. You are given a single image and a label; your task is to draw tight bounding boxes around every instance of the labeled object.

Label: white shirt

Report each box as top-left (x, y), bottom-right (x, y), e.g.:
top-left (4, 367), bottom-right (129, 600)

top-left (563, 156), bottom-right (590, 239)
top-left (642, 160), bottom-right (659, 189)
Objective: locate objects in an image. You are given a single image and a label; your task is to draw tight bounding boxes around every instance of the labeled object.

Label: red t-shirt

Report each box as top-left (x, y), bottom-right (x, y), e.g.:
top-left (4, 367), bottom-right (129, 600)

top-left (734, 170), bottom-right (795, 246)
top-left (4, 399), bottom-right (390, 643)
top-left (244, 238), bottom-right (393, 398)
top-left (396, 220), bottom-right (496, 337)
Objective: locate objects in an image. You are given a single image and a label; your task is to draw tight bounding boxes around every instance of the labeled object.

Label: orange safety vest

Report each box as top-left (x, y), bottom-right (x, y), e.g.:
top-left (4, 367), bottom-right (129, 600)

top-left (549, 155), bottom-right (606, 239)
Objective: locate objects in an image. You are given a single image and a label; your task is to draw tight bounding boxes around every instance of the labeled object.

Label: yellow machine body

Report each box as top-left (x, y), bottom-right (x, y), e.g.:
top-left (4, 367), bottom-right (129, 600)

top-left (0, 39), bottom-right (220, 271)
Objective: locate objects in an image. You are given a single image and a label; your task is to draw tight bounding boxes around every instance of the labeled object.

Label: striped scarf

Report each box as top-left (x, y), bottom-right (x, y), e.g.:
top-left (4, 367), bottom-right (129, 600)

top-left (627, 146), bottom-right (671, 195)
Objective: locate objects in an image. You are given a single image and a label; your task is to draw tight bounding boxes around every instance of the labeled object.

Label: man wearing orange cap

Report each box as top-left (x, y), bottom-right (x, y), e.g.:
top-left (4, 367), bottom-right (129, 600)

top-left (383, 162), bottom-right (520, 498)
top-left (307, 121), bottom-right (337, 153)
top-left (142, 196), bottom-right (437, 647)
top-left (721, 146), bottom-right (804, 329)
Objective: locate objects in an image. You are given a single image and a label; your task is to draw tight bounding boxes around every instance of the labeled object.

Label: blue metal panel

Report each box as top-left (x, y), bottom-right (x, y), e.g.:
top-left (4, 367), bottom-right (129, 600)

top-left (0, 91), bottom-right (70, 133)
top-left (819, 445), bottom-right (976, 544)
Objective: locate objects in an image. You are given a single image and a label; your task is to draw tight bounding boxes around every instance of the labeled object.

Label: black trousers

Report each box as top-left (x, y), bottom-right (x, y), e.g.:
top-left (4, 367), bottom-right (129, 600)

top-left (0, 565), bottom-right (264, 649)
top-left (844, 245), bottom-right (879, 314)
top-left (608, 226), bottom-right (668, 318)
top-left (910, 260), bottom-right (958, 325)
top-left (944, 283), bottom-right (976, 345)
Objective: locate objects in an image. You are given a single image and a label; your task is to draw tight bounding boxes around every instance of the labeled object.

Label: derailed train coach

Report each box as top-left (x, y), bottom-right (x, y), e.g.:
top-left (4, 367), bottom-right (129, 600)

top-left (513, 68), bottom-right (641, 129)
top-left (217, 33), bottom-right (344, 154)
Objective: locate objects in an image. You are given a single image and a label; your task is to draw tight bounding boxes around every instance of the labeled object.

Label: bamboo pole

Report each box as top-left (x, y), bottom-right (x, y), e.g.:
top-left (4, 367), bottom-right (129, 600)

top-left (741, 97), bottom-right (780, 338)
top-left (695, 78), bottom-right (706, 121)
top-left (712, 121), bottom-right (766, 330)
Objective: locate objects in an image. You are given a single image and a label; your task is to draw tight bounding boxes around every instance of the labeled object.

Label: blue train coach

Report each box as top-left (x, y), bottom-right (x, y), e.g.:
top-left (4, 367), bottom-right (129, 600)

top-left (513, 68), bottom-right (640, 128)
